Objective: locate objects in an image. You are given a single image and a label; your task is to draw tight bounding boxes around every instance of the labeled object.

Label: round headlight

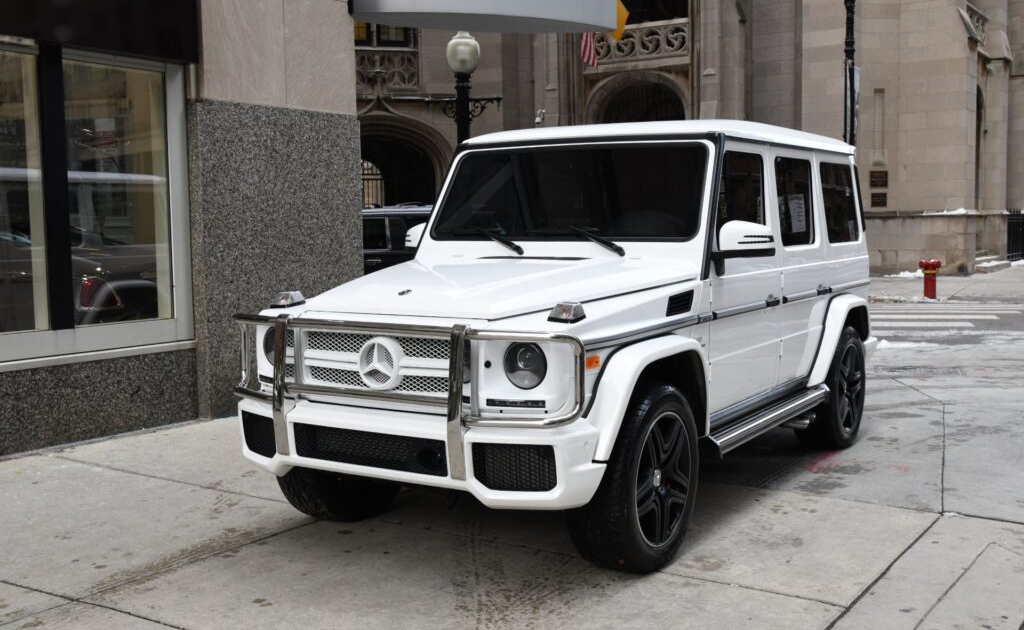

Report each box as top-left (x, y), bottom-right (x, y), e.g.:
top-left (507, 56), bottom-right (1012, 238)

top-left (503, 343), bottom-right (547, 390)
top-left (263, 328), bottom-right (276, 363)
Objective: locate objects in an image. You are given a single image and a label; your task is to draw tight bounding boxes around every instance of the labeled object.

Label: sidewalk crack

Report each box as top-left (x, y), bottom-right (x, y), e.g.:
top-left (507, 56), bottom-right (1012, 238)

top-left (940, 403), bottom-right (947, 514)
top-left (825, 514), bottom-right (941, 630)
top-left (910, 542), bottom-right (992, 630)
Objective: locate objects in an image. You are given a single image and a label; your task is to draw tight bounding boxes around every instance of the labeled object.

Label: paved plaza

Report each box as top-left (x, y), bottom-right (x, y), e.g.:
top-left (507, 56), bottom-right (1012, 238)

top-left (1, 269), bottom-right (1023, 629)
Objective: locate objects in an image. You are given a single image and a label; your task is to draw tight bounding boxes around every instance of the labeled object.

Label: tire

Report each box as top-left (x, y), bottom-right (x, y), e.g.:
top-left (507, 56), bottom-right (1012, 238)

top-left (566, 382), bottom-right (700, 573)
top-left (797, 326), bottom-right (866, 450)
top-left (277, 467), bottom-right (400, 521)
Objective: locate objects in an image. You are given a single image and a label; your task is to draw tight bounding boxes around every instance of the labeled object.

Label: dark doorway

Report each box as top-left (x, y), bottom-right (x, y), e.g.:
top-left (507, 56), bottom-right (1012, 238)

top-left (361, 136), bottom-right (436, 207)
top-left (602, 83), bottom-right (686, 124)
top-left (975, 87), bottom-right (984, 211)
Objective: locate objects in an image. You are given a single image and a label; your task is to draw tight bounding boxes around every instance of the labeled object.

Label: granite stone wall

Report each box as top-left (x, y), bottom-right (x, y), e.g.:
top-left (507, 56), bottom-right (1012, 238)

top-left (0, 350), bottom-right (197, 456)
top-left (188, 99), bottom-right (363, 419)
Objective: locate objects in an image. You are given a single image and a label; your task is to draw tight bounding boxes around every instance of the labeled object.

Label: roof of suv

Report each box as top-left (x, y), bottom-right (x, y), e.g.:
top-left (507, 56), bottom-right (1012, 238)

top-left (463, 120), bottom-right (855, 155)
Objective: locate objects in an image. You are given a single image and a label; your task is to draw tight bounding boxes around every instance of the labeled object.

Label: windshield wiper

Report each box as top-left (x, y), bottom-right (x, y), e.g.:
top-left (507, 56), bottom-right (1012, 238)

top-left (440, 227), bottom-right (524, 255)
top-left (568, 226), bottom-right (625, 257)
top-left (473, 228), bottom-right (524, 255)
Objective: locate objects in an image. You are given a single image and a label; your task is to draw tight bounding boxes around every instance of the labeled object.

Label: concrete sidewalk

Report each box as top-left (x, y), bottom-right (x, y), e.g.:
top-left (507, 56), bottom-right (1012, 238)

top-left (2, 301), bottom-right (1024, 629)
top-left (870, 263), bottom-right (1024, 303)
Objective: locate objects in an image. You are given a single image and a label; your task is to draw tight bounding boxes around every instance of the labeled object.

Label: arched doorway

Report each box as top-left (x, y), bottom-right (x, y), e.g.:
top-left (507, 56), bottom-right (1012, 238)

top-left (358, 107), bottom-right (453, 208)
top-left (584, 72), bottom-right (690, 124)
top-left (602, 82), bottom-right (686, 123)
top-left (361, 136), bottom-right (435, 207)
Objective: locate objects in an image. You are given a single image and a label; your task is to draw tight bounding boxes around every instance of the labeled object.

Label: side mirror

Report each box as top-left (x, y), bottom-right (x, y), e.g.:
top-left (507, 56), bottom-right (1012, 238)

top-left (711, 220), bottom-right (776, 275)
top-left (404, 223), bottom-right (426, 251)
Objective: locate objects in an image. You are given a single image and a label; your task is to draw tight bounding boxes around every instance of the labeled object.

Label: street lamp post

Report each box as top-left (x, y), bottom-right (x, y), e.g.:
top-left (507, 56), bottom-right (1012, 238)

top-left (442, 31), bottom-right (502, 145)
top-left (843, 0), bottom-right (857, 146)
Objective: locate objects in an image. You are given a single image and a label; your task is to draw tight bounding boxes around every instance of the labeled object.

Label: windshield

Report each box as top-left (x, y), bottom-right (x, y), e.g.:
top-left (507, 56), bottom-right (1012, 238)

top-left (432, 143), bottom-right (708, 241)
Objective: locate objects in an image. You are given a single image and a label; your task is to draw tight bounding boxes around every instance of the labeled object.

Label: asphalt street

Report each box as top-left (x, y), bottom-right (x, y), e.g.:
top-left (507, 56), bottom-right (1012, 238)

top-left (1, 275), bottom-right (1022, 629)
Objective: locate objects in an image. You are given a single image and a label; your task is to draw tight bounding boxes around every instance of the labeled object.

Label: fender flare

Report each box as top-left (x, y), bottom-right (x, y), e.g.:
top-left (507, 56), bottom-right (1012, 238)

top-left (807, 294), bottom-right (870, 386)
top-left (585, 336), bottom-right (708, 462)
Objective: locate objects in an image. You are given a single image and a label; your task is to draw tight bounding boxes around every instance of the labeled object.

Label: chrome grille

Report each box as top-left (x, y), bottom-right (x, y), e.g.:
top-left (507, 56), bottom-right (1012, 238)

top-left (397, 337), bottom-right (449, 360)
top-left (309, 365), bottom-right (365, 388)
top-left (297, 328), bottom-right (452, 398)
top-left (399, 375), bottom-right (449, 393)
top-left (308, 331), bottom-right (371, 354)
top-left (307, 365), bottom-right (448, 396)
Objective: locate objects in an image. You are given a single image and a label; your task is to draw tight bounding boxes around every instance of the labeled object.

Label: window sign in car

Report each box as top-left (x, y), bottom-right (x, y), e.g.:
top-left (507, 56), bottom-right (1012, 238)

top-left (432, 145), bottom-right (708, 243)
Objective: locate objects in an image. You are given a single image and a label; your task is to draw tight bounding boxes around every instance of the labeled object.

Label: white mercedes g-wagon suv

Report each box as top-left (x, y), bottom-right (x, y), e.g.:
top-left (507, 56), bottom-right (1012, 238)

top-left (234, 120), bottom-right (876, 573)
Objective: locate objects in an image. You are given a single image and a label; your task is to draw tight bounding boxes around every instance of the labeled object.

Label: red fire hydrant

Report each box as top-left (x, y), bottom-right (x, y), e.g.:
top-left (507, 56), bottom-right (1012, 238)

top-left (919, 259), bottom-right (942, 299)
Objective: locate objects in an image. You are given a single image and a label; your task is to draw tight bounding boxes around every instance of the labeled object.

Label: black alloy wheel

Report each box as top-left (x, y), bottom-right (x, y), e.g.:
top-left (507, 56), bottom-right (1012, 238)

top-left (797, 326), bottom-right (866, 450)
top-left (635, 411), bottom-right (692, 548)
top-left (835, 340), bottom-right (866, 438)
top-left (566, 382), bottom-right (699, 573)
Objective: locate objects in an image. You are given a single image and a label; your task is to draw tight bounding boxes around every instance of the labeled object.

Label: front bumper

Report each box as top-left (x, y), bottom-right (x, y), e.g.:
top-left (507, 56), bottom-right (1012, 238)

top-left (238, 397), bottom-right (605, 509)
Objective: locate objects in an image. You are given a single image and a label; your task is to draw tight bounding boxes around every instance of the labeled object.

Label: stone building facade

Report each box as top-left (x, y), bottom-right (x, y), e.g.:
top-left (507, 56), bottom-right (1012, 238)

top-left (0, 0), bottom-right (363, 454)
top-left (362, 0), bottom-right (1023, 274)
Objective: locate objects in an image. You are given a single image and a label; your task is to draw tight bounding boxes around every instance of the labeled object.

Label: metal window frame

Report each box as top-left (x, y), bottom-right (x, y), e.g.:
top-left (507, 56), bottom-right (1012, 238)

top-left (233, 314), bottom-right (586, 480)
top-left (0, 47), bottom-right (194, 364)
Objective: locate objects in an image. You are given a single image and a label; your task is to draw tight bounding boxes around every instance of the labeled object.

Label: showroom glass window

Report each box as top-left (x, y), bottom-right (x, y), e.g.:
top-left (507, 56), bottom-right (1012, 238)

top-left (0, 42), bottom-right (190, 361)
top-left (63, 59), bottom-right (172, 325)
top-left (0, 49), bottom-right (47, 333)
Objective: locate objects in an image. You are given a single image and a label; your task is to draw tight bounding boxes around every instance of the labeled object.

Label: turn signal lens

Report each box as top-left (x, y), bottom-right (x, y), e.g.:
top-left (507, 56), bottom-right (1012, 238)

top-left (585, 355), bottom-right (601, 371)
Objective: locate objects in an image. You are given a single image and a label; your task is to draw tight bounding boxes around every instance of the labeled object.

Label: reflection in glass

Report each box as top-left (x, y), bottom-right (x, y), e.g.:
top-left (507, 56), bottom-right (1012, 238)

top-left (63, 60), bottom-right (172, 325)
top-left (0, 50), bottom-right (48, 333)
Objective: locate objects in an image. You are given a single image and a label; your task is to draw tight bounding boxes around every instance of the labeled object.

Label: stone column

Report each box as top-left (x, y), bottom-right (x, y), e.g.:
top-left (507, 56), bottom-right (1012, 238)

top-left (1005, 0), bottom-right (1024, 212)
top-left (190, 0), bottom-right (363, 418)
top-left (700, 0), bottom-right (748, 119)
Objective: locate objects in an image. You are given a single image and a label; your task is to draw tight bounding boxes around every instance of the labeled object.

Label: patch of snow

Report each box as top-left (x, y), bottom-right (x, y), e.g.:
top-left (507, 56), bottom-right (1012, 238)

top-left (1012, 259), bottom-right (1024, 267)
top-left (883, 270), bottom-right (925, 279)
top-left (877, 340), bottom-right (942, 350)
top-left (869, 294), bottom-right (939, 303)
top-left (922, 208), bottom-right (973, 216)
top-left (977, 260), bottom-right (1008, 267)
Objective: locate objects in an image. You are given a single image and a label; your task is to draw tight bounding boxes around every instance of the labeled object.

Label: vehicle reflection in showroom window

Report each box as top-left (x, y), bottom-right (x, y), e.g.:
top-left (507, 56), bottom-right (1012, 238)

top-left (63, 59), bottom-right (172, 325)
top-left (0, 49), bottom-right (48, 334)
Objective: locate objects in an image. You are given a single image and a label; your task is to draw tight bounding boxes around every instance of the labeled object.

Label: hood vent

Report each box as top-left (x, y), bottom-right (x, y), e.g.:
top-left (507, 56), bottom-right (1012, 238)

top-left (666, 291), bottom-right (694, 317)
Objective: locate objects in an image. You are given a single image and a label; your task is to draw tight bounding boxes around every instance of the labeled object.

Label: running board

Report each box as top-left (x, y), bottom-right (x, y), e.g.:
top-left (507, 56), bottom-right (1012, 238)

top-left (706, 385), bottom-right (830, 458)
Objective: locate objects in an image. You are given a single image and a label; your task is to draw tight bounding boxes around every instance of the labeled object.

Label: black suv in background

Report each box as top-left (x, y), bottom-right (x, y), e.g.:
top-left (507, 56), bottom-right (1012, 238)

top-left (362, 204), bottom-right (432, 274)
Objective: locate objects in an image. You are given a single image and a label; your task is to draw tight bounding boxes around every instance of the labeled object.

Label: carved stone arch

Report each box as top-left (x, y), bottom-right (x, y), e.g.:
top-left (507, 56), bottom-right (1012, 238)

top-left (358, 107), bottom-right (453, 201)
top-left (584, 71), bottom-right (691, 124)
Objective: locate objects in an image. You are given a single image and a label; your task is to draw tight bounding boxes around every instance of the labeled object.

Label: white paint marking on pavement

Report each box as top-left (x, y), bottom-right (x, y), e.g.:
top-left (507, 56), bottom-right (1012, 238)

top-left (871, 322), bottom-right (976, 328)
top-left (872, 315), bottom-right (999, 320)
top-left (871, 309), bottom-right (1020, 314)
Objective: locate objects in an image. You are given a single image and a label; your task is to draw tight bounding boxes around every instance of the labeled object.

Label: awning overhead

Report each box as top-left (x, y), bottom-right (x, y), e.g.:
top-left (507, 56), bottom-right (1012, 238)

top-left (351, 0), bottom-right (616, 32)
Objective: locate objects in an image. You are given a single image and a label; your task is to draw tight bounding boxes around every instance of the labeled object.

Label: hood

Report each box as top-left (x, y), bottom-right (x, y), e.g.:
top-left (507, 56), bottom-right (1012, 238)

top-left (305, 257), bottom-right (699, 320)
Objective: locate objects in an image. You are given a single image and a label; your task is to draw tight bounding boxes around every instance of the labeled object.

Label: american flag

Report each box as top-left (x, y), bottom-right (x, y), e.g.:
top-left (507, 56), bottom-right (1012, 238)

top-left (580, 32), bottom-right (598, 68)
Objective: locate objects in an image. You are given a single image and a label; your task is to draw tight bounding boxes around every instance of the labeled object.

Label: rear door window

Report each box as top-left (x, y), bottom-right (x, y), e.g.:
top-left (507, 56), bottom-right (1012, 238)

top-left (820, 163), bottom-right (860, 243)
top-left (775, 157), bottom-right (815, 247)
